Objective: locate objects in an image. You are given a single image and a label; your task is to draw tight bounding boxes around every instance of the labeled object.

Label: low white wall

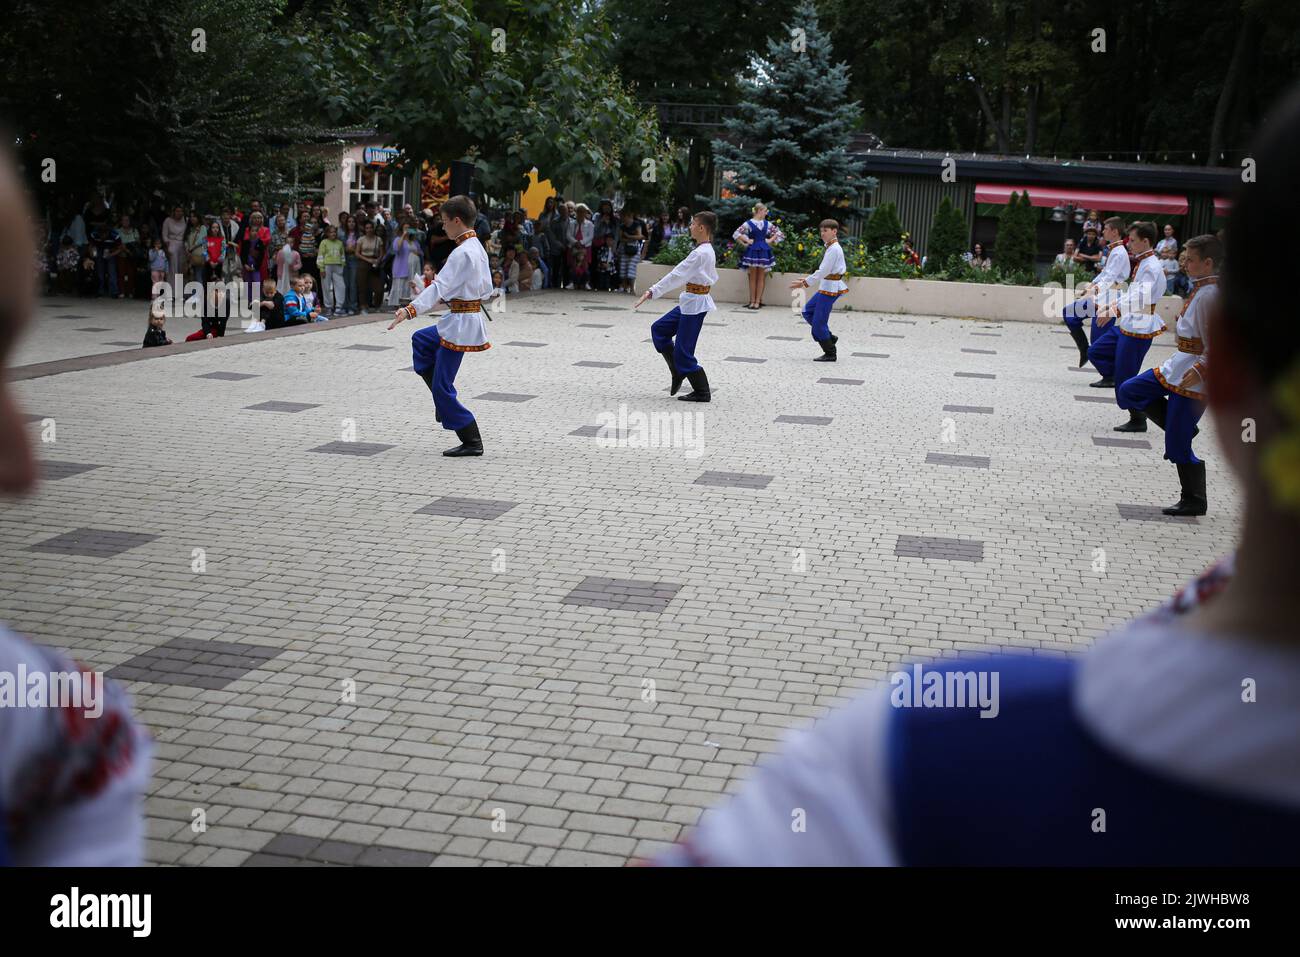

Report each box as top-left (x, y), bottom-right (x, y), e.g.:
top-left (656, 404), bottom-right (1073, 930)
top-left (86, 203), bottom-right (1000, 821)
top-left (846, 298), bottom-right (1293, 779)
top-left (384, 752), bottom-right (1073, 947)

top-left (636, 263), bottom-right (1183, 325)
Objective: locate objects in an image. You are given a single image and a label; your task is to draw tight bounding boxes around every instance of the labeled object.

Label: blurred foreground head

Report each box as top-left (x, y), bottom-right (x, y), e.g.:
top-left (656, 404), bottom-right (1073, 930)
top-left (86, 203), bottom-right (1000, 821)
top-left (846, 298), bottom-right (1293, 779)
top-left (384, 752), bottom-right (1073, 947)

top-left (1211, 82), bottom-right (1300, 527)
top-left (0, 148), bottom-right (36, 495)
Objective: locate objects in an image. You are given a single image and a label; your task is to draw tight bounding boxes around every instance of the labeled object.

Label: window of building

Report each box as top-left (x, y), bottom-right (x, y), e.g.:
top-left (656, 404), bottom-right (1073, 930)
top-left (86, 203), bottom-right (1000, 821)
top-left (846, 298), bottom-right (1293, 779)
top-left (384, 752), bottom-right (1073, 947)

top-left (347, 165), bottom-right (407, 216)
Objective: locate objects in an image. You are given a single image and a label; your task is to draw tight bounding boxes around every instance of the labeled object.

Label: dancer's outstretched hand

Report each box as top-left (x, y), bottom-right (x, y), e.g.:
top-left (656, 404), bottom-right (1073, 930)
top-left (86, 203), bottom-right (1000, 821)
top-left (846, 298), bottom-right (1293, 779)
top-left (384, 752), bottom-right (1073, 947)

top-left (789, 278), bottom-right (809, 290)
top-left (388, 306), bottom-right (411, 331)
top-left (633, 291), bottom-right (651, 309)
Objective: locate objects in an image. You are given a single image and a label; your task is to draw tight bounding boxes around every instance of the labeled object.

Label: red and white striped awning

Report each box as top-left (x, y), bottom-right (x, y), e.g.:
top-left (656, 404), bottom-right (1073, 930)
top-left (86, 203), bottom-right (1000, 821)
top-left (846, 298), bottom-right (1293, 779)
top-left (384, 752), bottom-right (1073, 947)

top-left (974, 183), bottom-right (1189, 215)
top-left (1213, 196), bottom-right (1233, 217)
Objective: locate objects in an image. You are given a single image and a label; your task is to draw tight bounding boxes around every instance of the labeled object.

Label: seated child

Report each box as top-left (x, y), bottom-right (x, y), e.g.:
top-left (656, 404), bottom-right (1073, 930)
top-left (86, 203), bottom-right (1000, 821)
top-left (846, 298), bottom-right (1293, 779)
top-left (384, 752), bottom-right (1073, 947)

top-left (282, 277), bottom-right (312, 326)
top-left (252, 277), bottom-right (279, 331)
top-left (56, 236), bottom-right (80, 296)
top-left (142, 303), bottom-right (172, 348)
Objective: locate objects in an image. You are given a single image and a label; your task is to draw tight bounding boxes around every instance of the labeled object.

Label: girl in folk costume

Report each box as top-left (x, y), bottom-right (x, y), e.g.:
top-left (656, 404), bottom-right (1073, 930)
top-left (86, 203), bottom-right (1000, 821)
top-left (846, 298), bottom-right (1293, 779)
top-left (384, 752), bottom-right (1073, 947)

top-left (732, 202), bottom-right (784, 309)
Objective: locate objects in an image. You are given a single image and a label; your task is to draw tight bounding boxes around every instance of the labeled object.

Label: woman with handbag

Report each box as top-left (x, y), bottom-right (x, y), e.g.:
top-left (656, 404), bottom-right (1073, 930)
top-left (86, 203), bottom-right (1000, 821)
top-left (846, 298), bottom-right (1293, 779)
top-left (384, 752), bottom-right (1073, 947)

top-left (356, 220), bottom-right (385, 312)
top-left (184, 211), bottom-right (206, 285)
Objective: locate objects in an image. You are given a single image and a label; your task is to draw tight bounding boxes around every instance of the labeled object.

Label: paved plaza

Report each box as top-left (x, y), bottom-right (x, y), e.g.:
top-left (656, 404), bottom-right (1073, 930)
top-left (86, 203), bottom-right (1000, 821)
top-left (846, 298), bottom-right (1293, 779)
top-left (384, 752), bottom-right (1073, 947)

top-left (3, 292), bottom-right (1237, 866)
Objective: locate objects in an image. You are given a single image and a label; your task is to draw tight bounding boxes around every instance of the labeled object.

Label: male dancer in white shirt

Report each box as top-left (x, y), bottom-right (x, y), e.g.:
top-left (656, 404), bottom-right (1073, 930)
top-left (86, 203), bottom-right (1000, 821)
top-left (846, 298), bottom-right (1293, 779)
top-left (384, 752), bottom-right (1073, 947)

top-left (1062, 216), bottom-right (1129, 383)
top-left (790, 219), bottom-right (848, 362)
top-left (634, 210), bottom-right (718, 402)
top-left (389, 195), bottom-right (493, 456)
top-left (1096, 221), bottom-right (1167, 432)
top-left (1117, 234), bottom-right (1223, 515)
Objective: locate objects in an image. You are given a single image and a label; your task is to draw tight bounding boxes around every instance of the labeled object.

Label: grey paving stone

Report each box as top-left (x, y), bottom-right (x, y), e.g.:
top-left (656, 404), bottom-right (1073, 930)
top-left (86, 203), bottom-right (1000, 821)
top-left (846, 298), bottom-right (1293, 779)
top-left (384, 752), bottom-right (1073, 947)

top-left (962, 348), bottom-right (997, 355)
top-left (582, 306), bottom-right (623, 312)
top-left (342, 344), bottom-right (393, 352)
top-left (775, 415), bottom-right (832, 425)
top-left (474, 392), bottom-right (537, 403)
top-left (888, 319), bottom-right (916, 325)
top-left (102, 341), bottom-right (139, 347)
top-left (356, 845), bottom-right (437, 867)
top-left (971, 332), bottom-right (1001, 337)
top-left (818, 377), bottom-right (864, 385)
top-left (308, 441), bottom-right (396, 457)
top-left (703, 322), bottom-right (727, 327)
top-left (872, 333), bottom-right (905, 339)
top-left (1117, 504), bottom-right (1200, 523)
top-left (569, 425), bottom-right (629, 439)
top-left (56, 314), bottom-right (92, 319)
top-left (195, 371), bottom-right (261, 381)
top-left (109, 636), bottom-right (282, 690)
top-left (942, 405), bottom-right (994, 414)
top-left (244, 401), bottom-right (321, 413)
top-left (578, 324), bottom-right (614, 329)
top-left (22, 414), bottom-right (46, 422)
top-left (723, 356), bottom-right (767, 364)
top-left (29, 527), bottom-right (158, 559)
top-left (505, 341), bottom-right (548, 347)
top-left (954, 372), bottom-right (996, 379)
top-left (1074, 395), bottom-right (1113, 404)
top-left (766, 335), bottom-right (802, 341)
top-left (560, 576), bottom-right (684, 613)
top-left (75, 327), bottom-right (111, 332)
top-left (573, 361), bottom-right (622, 368)
top-left (416, 497), bottom-right (519, 521)
top-left (851, 352), bottom-right (889, 358)
top-left (694, 471), bottom-right (774, 489)
top-left (894, 534), bottom-right (985, 562)
top-left (39, 461), bottom-right (104, 480)
top-left (1092, 436), bottom-right (1152, 449)
top-left (926, 452), bottom-right (991, 469)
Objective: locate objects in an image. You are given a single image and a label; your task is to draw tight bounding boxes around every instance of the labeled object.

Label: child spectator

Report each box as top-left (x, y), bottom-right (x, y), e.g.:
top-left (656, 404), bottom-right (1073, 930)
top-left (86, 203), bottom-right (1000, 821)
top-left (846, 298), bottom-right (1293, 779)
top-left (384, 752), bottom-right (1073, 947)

top-left (516, 249), bottom-right (534, 292)
top-left (501, 247), bottom-right (520, 293)
top-left (55, 236), bottom-right (79, 296)
top-left (528, 248), bottom-right (547, 290)
top-left (282, 277), bottom-right (312, 325)
top-left (618, 209), bottom-right (645, 294)
top-left (317, 224), bottom-right (345, 316)
top-left (142, 302), bottom-right (171, 347)
top-left (276, 235), bottom-right (301, 295)
top-left (205, 222), bottom-right (225, 282)
top-left (78, 252), bottom-right (97, 297)
top-left (301, 274), bottom-right (324, 320)
top-left (250, 277), bottom-right (278, 331)
top-left (147, 238), bottom-right (167, 289)
top-left (409, 262), bottom-right (435, 300)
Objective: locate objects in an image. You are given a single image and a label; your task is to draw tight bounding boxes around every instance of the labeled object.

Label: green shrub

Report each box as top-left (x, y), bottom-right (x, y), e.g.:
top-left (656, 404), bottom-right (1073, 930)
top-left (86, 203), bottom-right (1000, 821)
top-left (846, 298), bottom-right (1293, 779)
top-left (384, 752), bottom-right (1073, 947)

top-left (925, 197), bottom-right (968, 275)
top-left (862, 201), bottom-right (905, 250)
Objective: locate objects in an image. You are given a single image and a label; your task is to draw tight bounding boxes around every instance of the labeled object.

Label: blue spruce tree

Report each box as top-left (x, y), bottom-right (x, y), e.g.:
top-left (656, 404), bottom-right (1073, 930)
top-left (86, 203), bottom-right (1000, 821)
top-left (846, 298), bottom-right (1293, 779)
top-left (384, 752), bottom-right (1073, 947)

top-left (705, 0), bottom-right (875, 231)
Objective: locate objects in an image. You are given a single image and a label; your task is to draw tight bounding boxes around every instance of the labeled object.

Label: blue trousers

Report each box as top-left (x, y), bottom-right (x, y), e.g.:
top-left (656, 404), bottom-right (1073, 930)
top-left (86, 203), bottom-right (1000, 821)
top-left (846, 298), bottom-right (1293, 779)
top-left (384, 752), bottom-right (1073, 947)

top-left (1117, 370), bottom-right (1205, 464)
top-left (1086, 321), bottom-right (1120, 377)
top-left (1112, 332), bottom-right (1153, 406)
top-left (802, 291), bottom-right (837, 342)
top-left (650, 307), bottom-right (705, 374)
top-left (412, 325), bottom-right (474, 432)
top-left (1062, 298), bottom-right (1108, 342)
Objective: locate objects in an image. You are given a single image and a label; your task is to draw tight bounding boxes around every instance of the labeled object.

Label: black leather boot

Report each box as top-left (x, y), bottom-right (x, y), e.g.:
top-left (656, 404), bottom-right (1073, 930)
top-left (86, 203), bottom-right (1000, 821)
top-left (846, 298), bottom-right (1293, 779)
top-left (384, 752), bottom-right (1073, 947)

top-left (1114, 410), bottom-right (1147, 432)
top-left (659, 347), bottom-right (684, 395)
top-left (1067, 325), bottom-right (1090, 368)
top-left (813, 335), bottom-right (837, 362)
top-left (1162, 461), bottom-right (1207, 516)
top-left (1144, 399), bottom-right (1167, 431)
top-left (420, 369), bottom-right (442, 422)
top-left (678, 368), bottom-right (711, 402)
top-left (443, 420), bottom-right (484, 456)
top-left (1089, 376), bottom-right (1115, 388)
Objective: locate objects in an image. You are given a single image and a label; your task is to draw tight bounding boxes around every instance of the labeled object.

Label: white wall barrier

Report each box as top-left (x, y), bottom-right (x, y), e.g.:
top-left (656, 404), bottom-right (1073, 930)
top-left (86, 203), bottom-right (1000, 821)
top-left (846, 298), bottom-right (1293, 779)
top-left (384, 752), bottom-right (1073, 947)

top-left (636, 263), bottom-right (1184, 325)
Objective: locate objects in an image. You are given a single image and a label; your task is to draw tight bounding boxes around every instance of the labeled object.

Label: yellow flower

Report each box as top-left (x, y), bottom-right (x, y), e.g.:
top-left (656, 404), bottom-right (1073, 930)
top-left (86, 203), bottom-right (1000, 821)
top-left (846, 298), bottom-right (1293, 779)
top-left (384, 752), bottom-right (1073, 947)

top-left (797, 243), bottom-right (804, 252)
top-left (1262, 433), bottom-right (1300, 514)
top-left (1274, 368), bottom-right (1300, 423)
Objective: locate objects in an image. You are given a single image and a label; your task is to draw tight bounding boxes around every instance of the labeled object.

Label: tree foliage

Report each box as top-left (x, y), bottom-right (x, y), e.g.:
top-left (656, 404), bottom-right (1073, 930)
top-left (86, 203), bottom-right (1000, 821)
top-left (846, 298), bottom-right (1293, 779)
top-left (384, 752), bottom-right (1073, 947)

top-left (280, 0), bottom-right (673, 203)
top-left (994, 191), bottom-right (1036, 274)
top-left (0, 0), bottom-right (324, 212)
top-left (925, 196), bottom-right (969, 272)
top-left (707, 0), bottom-right (874, 230)
top-left (862, 201), bottom-right (904, 250)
